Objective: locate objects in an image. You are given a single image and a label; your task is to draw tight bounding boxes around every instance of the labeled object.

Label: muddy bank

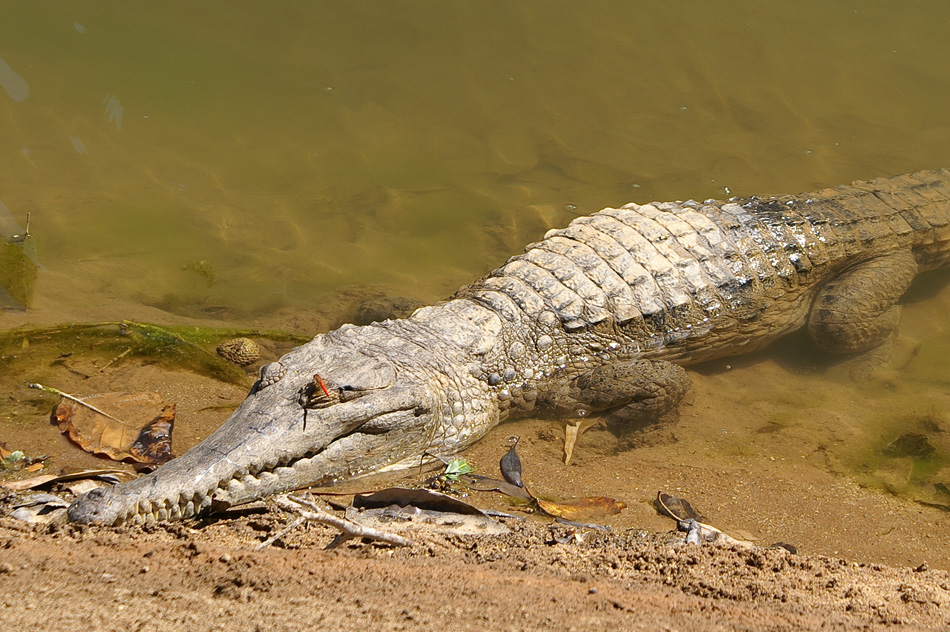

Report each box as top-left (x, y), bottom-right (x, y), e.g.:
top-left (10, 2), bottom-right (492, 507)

top-left (1, 505), bottom-right (947, 632)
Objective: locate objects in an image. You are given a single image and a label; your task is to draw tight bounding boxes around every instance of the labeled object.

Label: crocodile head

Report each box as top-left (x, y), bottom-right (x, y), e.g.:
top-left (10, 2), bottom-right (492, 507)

top-left (67, 325), bottom-right (482, 525)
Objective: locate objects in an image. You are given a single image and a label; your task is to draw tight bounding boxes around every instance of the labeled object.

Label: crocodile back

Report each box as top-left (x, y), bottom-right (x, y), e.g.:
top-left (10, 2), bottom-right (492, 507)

top-left (795, 169), bottom-right (950, 271)
top-left (455, 169), bottom-right (950, 364)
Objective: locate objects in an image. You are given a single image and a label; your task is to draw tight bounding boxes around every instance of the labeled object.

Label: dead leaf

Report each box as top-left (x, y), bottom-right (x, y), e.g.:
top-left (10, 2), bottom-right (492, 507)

top-left (0, 468), bottom-right (134, 491)
top-left (65, 479), bottom-right (108, 496)
top-left (1, 475), bottom-right (59, 491)
top-left (0, 444), bottom-right (44, 472)
top-left (12, 493), bottom-right (67, 509)
top-left (52, 391), bottom-right (174, 465)
top-left (465, 474), bottom-right (533, 500)
top-left (129, 404), bottom-right (174, 464)
top-left (655, 492), bottom-right (706, 522)
top-left (348, 487), bottom-right (509, 536)
top-left (353, 487), bottom-right (485, 515)
top-left (10, 493), bottom-right (67, 525)
top-left (535, 496), bottom-right (627, 521)
top-left (499, 437), bottom-right (524, 488)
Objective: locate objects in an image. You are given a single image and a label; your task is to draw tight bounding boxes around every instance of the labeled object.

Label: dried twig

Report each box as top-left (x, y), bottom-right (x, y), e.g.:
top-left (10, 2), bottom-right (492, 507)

top-left (257, 493), bottom-right (412, 550)
top-left (26, 382), bottom-right (127, 424)
top-left (255, 515), bottom-right (306, 551)
top-left (98, 347), bottom-right (132, 373)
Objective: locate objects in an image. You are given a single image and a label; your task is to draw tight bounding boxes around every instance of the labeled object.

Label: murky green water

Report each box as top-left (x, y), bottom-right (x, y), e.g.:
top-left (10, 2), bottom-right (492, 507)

top-left (4, 1), bottom-right (950, 323)
top-left (3, 2), bottom-right (950, 542)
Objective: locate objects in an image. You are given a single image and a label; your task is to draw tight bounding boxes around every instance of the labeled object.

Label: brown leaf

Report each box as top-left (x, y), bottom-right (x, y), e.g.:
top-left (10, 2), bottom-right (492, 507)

top-left (655, 492), bottom-right (706, 522)
top-left (499, 437), bottom-right (524, 488)
top-left (52, 391), bottom-right (175, 465)
top-left (129, 404), bottom-right (175, 465)
top-left (465, 474), bottom-right (533, 500)
top-left (1, 475), bottom-right (59, 491)
top-left (535, 496), bottom-right (626, 521)
top-left (353, 487), bottom-right (486, 516)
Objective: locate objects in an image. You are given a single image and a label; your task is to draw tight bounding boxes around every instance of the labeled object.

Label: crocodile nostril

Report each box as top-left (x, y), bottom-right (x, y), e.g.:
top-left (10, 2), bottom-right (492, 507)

top-left (258, 362), bottom-right (287, 389)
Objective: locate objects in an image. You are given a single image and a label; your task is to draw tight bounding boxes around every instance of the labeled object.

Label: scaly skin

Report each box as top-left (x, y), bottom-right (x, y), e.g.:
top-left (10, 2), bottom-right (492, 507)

top-left (68, 170), bottom-right (950, 525)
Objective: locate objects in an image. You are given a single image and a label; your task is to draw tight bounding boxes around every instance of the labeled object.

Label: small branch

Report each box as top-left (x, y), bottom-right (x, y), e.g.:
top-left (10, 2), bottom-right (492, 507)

top-left (259, 494), bottom-right (412, 550)
top-left (98, 347), bottom-right (132, 373)
top-left (255, 515), bottom-right (306, 551)
top-left (26, 382), bottom-right (127, 424)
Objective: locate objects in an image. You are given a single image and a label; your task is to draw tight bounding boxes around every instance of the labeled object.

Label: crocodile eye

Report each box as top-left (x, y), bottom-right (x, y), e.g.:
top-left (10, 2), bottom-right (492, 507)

top-left (299, 373), bottom-right (340, 409)
top-left (338, 385), bottom-right (360, 402)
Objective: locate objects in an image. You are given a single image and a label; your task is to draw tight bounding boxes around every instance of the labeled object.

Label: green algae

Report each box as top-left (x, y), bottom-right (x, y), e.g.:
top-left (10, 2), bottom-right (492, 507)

top-left (0, 232), bottom-right (37, 310)
top-left (840, 401), bottom-right (950, 508)
top-left (0, 321), bottom-right (309, 388)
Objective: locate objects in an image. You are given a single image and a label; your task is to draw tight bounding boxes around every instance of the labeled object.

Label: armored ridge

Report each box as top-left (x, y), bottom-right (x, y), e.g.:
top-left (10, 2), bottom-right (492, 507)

top-left (446, 169), bottom-right (948, 422)
top-left (67, 170), bottom-right (950, 525)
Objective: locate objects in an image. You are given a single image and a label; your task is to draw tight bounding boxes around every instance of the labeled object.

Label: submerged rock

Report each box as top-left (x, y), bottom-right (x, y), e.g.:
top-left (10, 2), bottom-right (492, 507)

top-left (882, 432), bottom-right (935, 458)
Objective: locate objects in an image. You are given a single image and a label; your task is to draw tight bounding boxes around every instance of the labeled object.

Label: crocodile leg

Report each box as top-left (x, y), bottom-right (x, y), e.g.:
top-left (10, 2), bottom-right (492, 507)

top-left (552, 359), bottom-right (691, 462)
top-left (807, 250), bottom-right (919, 379)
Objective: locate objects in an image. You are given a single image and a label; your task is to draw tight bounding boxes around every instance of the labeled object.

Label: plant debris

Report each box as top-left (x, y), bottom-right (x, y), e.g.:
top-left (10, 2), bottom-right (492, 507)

top-left (464, 437), bottom-right (626, 524)
top-left (0, 443), bottom-right (46, 473)
top-left (654, 492), bottom-right (706, 522)
top-left (535, 496), bottom-right (627, 521)
top-left (348, 487), bottom-right (510, 536)
top-left (1, 321), bottom-right (309, 387)
top-left (0, 468), bottom-right (133, 491)
top-left (260, 494), bottom-right (413, 550)
top-left (499, 436), bottom-right (523, 487)
top-left (654, 491), bottom-right (792, 551)
top-left (440, 458), bottom-right (475, 482)
top-left (48, 390), bottom-right (175, 466)
top-left (9, 493), bottom-right (68, 524)
top-left (563, 418), bottom-right (599, 465)
top-left (464, 474), bottom-right (533, 500)
top-left (352, 487), bottom-right (486, 515)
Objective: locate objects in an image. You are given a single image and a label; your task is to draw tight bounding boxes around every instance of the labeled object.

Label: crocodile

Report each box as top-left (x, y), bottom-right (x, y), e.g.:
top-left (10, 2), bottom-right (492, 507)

top-left (68, 169), bottom-right (950, 525)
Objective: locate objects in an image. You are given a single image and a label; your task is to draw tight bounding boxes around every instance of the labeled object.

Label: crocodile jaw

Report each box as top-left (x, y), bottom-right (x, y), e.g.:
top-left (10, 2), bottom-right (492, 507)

top-left (66, 334), bottom-right (449, 525)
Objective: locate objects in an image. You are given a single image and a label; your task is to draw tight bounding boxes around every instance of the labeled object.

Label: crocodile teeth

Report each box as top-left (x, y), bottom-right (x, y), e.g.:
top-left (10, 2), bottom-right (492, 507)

top-left (227, 478), bottom-right (246, 498)
top-left (259, 471), bottom-right (279, 488)
top-left (241, 475), bottom-right (262, 498)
